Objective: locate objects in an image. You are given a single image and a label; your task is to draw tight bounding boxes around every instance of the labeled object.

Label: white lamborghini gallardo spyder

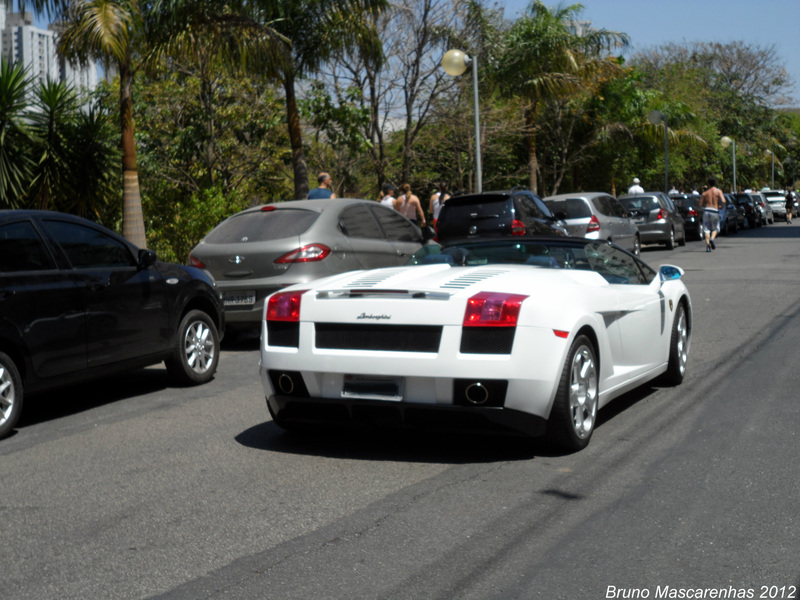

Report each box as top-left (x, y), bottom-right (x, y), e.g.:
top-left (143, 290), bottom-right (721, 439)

top-left (259, 237), bottom-right (691, 451)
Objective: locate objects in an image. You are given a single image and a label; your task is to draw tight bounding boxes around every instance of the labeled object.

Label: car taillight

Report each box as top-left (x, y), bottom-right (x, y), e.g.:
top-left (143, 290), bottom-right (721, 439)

top-left (511, 219), bottom-right (526, 236)
top-left (266, 290), bottom-right (307, 322)
top-left (657, 209), bottom-right (667, 220)
top-left (586, 215), bottom-right (601, 233)
top-left (687, 208), bottom-right (698, 217)
top-left (188, 255), bottom-right (206, 269)
top-left (275, 244), bottom-right (331, 263)
top-left (463, 292), bottom-right (528, 327)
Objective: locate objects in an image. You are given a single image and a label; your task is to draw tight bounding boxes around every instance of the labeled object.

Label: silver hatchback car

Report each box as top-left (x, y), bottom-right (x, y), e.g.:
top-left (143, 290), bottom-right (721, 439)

top-left (189, 198), bottom-right (431, 331)
top-left (544, 192), bottom-right (641, 255)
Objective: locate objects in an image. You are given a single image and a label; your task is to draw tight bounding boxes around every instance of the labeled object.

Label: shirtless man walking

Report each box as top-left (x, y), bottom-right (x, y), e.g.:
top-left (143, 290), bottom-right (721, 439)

top-left (700, 177), bottom-right (726, 252)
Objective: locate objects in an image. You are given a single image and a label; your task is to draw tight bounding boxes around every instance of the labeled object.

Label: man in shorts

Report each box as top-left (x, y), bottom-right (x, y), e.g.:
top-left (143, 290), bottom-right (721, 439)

top-left (700, 177), bottom-right (726, 252)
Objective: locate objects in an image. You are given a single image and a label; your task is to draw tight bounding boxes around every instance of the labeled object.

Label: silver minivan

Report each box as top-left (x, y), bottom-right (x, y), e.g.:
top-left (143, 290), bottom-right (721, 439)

top-left (544, 192), bottom-right (641, 256)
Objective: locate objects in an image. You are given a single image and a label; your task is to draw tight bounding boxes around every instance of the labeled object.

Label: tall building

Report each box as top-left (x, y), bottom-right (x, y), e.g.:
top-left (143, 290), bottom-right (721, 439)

top-left (1, 0), bottom-right (98, 100)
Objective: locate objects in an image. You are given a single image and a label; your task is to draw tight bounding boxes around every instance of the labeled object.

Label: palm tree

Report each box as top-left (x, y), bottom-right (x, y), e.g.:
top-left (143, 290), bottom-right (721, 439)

top-left (0, 60), bottom-right (35, 208)
top-left (495, 1), bottom-right (628, 194)
top-left (28, 79), bottom-right (79, 211)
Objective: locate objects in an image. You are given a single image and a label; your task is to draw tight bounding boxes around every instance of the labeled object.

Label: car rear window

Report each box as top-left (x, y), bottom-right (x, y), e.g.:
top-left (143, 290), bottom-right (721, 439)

top-left (545, 199), bottom-right (591, 219)
top-left (203, 208), bottom-right (319, 243)
top-left (673, 196), bottom-right (699, 209)
top-left (619, 196), bottom-right (659, 212)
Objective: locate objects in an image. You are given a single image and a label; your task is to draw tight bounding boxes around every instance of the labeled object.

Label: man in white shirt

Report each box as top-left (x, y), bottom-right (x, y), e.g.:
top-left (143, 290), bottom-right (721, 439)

top-left (627, 177), bottom-right (644, 194)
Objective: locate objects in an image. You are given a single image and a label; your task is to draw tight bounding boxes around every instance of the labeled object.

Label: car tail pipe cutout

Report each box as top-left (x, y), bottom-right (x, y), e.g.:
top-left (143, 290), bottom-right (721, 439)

top-left (453, 379), bottom-right (508, 408)
top-left (268, 370), bottom-right (309, 397)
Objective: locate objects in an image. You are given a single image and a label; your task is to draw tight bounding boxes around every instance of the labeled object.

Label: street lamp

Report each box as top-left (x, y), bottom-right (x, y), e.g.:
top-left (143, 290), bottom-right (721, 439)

top-left (766, 150), bottom-right (775, 189)
top-left (442, 49), bottom-right (482, 193)
top-left (648, 110), bottom-right (669, 193)
top-left (721, 136), bottom-right (736, 192)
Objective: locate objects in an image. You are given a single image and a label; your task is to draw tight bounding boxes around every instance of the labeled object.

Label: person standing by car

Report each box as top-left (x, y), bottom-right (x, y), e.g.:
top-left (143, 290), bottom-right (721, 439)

top-left (701, 177), bottom-right (726, 251)
top-left (308, 172), bottom-right (336, 199)
top-left (627, 178), bottom-right (644, 194)
top-left (430, 183), bottom-right (450, 226)
top-left (380, 183), bottom-right (398, 209)
top-left (786, 191), bottom-right (794, 224)
top-left (398, 183), bottom-right (426, 226)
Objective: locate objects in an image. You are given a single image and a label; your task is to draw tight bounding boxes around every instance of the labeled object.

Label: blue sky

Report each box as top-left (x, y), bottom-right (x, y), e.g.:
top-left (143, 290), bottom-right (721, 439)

top-left (502, 0), bottom-right (800, 105)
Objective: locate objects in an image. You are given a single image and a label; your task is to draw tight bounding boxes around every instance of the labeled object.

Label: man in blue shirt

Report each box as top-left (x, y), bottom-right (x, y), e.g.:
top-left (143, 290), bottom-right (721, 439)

top-left (308, 172), bottom-right (336, 199)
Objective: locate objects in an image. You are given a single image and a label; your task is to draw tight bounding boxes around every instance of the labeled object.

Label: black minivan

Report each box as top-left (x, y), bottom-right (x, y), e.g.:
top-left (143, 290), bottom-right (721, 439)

top-left (434, 190), bottom-right (567, 242)
top-left (0, 210), bottom-right (225, 439)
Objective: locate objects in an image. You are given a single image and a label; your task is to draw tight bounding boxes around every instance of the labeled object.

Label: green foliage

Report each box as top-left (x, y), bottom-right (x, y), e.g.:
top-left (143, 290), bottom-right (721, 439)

top-left (145, 184), bottom-right (248, 263)
top-left (0, 60), bottom-right (35, 208)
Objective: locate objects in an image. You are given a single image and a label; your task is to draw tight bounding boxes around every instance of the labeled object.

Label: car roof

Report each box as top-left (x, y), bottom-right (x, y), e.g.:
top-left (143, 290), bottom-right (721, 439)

top-left (235, 197), bottom-right (384, 215)
top-left (543, 192), bottom-right (612, 201)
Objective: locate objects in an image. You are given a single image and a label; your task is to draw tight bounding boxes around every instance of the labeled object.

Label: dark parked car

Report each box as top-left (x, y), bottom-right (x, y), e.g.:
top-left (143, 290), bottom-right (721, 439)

top-left (434, 189), bottom-right (567, 242)
top-left (544, 192), bottom-right (640, 255)
top-left (189, 198), bottom-right (433, 331)
top-left (720, 194), bottom-right (743, 235)
top-left (0, 210), bottom-right (225, 439)
top-left (669, 193), bottom-right (705, 241)
top-left (617, 191), bottom-right (686, 249)
top-left (730, 193), bottom-right (762, 228)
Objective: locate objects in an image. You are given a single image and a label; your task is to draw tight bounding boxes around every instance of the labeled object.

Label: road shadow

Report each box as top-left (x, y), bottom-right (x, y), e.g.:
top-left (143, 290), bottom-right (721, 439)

top-left (17, 367), bottom-right (170, 429)
top-left (235, 383), bottom-right (660, 464)
top-left (235, 420), bottom-right (549, 464)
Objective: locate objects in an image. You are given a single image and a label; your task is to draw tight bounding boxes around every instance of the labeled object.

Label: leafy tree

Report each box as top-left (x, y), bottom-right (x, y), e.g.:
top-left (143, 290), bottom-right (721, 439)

top-left (239, 0), bottom-right (387, 199)
top-left (0, 60), bottom-right (35, 208)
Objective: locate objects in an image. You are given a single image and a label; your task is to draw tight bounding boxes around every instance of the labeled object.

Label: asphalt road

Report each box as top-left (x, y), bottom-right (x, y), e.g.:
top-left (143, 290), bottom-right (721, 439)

top-left (2, 223), bottom-right (800, 600)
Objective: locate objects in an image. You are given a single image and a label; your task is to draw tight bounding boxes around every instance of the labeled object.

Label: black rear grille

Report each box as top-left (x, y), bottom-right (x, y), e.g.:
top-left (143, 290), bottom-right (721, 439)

top-left (267, 322), bottom-right (300, 347)
top-left (315, 323), bottom-right (442, 352)
top-left (460, 327), bottom-right (516, 354)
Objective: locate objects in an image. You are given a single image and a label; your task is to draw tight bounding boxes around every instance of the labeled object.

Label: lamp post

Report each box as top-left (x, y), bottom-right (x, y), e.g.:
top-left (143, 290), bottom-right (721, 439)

top-left (721, 136), bottom-right (736, 192)
top-left (766, 150), bottom-right (775, 189)
top-left (648, 110), bottom-right (668, 193)
top-left (442, 49), bottom-right (482, 193)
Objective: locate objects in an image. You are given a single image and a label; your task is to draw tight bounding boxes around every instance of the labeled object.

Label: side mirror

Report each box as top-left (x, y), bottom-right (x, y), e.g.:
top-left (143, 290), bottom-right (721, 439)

top-left (138, 248), bottom-right (157, 269)
top-left (659, 265), bottom-right (683, 281)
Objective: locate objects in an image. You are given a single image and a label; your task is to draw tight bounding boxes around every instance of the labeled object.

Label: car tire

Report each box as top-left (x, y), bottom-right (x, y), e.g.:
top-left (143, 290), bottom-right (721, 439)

top-left (678, 229), bottom-right (686, 246)
top-left (546, 335), bottom-right (598, 452)
top-left (662, 302), bottom-right (689, 386)
top-left (632, 235), bottom-right (641, 256)
top-left (0, 351), bottom-right (23, 440)
top-left (165, 309), bottom-right (220, 385)
top-left (697, 226), bottom-right (705, 241)
top-left (665, 228), bottom-right (675, 250)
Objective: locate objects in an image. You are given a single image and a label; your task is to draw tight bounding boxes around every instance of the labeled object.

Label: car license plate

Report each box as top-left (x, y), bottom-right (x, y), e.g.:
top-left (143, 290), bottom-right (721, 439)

top-left (341, 375), bottom-right (403, 401)
top-left (223, 291), bottom-right (256, 306)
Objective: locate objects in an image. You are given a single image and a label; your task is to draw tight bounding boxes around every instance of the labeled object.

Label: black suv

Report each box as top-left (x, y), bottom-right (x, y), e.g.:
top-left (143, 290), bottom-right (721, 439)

top-left (434, 189), bottom-right (567, 242)
top-left (0, 211), bottom-right (225, 439)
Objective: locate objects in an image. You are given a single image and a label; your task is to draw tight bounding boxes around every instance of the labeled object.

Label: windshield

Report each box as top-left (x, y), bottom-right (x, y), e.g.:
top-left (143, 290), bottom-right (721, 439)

top-left (408, 240), bottom-right (655, 284)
